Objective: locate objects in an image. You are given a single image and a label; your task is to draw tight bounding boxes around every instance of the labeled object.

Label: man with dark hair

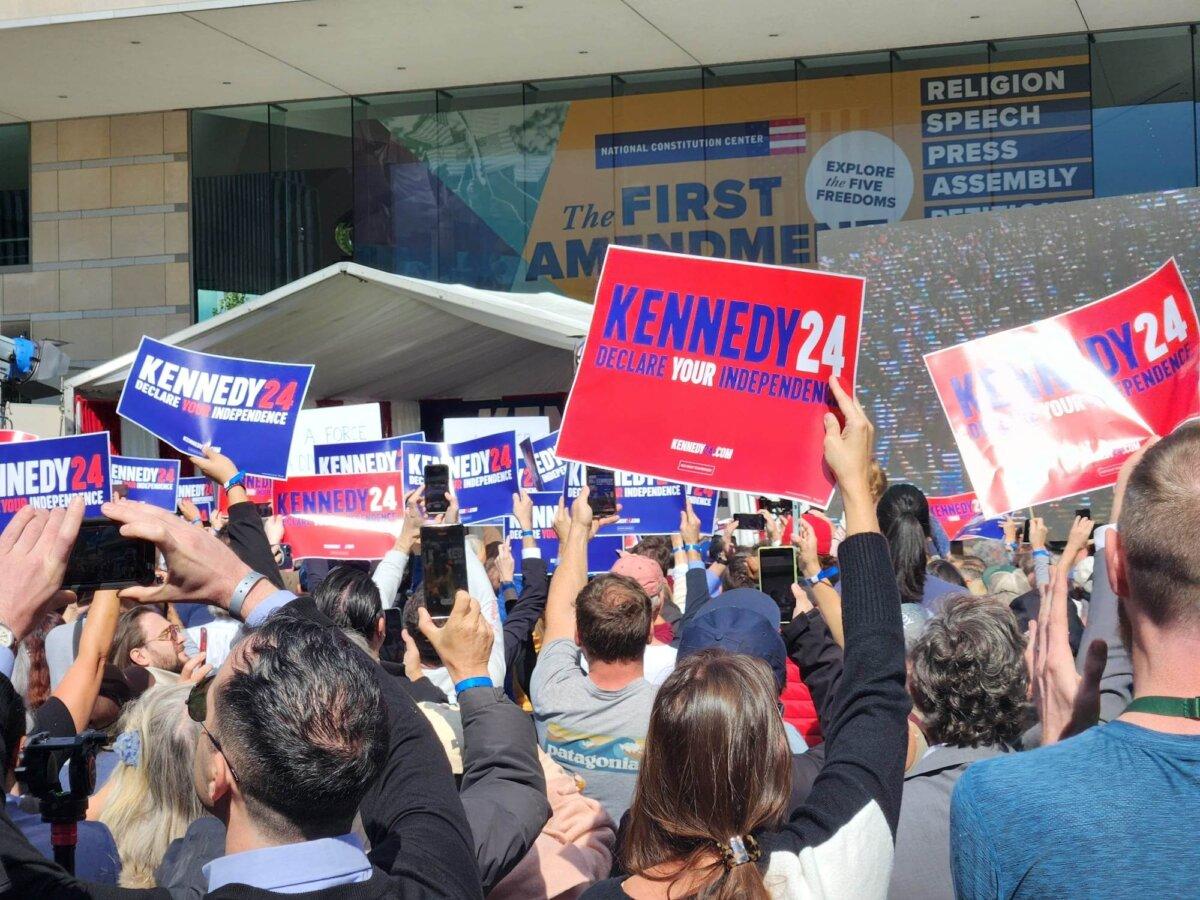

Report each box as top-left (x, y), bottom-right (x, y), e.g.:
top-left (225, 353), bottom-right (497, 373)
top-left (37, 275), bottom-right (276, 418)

top-left (311, 565), bottom-right (385, 650)
top-left (892, 595), bottom-right (1028, 899)
top-left (531, 491), bottom-right (658, 821)
top-left (951, 431), bottom-right (1200, 899)
top-left (109, 606), bottom-right (187, 679)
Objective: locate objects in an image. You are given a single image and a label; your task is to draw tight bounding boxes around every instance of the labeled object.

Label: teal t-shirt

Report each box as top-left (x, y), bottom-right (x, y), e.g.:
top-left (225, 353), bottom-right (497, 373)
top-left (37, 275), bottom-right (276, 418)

top-left (950, 720), bottom-right (1200, 899)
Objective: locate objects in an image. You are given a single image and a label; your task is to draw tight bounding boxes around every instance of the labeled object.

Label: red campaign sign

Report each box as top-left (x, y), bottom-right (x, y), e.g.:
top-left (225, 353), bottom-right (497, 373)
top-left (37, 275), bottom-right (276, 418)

top-left (218, 474), bottom-right (276, 512)
top-left (272, 472), bottom-right (403, 561)
top-left (925, 259), bottom-right (1200, 516)
top-left (928, 492), bottom-right (982, 541)
top-left (556, 246), bottom-right (866, 507)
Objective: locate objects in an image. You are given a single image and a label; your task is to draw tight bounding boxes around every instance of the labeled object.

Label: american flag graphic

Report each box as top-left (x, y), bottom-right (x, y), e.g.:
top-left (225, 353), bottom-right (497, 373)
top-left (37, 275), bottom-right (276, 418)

top-left (769, 118), bottom-right (807, 155)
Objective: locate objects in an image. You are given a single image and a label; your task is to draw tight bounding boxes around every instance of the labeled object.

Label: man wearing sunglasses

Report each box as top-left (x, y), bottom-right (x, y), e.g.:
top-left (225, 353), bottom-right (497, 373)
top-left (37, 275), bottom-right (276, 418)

top-left (0, 497), bottom-right (492, 898)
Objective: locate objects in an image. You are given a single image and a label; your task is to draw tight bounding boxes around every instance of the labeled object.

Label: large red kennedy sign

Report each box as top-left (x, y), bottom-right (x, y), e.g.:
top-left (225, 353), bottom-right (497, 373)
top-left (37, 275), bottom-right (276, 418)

top-left (556, 246), bottom-right (866, 506)
top-left (925, 259), bottom-right (1200, 516)
top-left (272, 472), bottom-right (403, 561)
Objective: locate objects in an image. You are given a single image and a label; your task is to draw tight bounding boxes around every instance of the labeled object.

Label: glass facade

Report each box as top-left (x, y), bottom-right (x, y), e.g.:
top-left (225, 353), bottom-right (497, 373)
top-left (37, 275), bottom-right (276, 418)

top-left (188, 25), bottom-right (1200, 319)
top-left (0, 123), bottom-right (29, 267)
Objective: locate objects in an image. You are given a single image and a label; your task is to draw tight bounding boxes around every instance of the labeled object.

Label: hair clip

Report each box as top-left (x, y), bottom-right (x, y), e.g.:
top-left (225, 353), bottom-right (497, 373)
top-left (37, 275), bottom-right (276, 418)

top-left (719, 834), bottom-right (761, 868)
top-left (114, 730), bottom-right (141, 768)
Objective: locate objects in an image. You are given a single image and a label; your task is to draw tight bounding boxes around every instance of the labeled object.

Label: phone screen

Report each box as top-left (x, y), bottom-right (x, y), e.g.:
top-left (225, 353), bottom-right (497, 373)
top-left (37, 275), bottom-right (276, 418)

top-left (519, 438), bottom-right (542, 490)
top-left (420, 524), bottom-right (467, 620)
top-left (63, 518), bottom-right (157, 592)
top-left (198, 627), bottom-right (208, 654)
top-left (758, 547), bottom-right (797, 625)
top-left (949, 539), bottom-right (964, 557)
top-left (1075, 507), bottom-right (1092, 521)
top-left (1021, 518), bottom-right (1031, 544)
top-left (735, 512), bottom-right (766, 531)
top-left (424, 464), bottom-right (451, 514)
top-left (585, 466), bottom-right (617, 517)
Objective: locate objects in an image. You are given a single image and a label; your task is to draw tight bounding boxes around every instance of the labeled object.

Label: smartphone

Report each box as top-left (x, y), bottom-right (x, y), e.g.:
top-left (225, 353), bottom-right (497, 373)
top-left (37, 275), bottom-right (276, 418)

top-left (949, 539), bottom-right (964, 558)
top-left (735, 512), bottom-right (766, 531)
top-left (757, 546), bottom-right (797, 625)
top-left (420, 524), bottom-right (467, 621)
top-left (63, 518), bottom-right (157, 592)
top-left (198, 627), bottom-right (208, 655)
top-left (255, 502), bottom-right (273, 517)
top-left (1021, 518), bottom-right (1031, 544)
top-left (519, 437), bottom-right (543, 490)
top-left (424, 464), bottom-right (451, 514)
top-left (1075, 507), bottom-right (1092, 521)
top-left (585, 466), bottom-right (617, 517)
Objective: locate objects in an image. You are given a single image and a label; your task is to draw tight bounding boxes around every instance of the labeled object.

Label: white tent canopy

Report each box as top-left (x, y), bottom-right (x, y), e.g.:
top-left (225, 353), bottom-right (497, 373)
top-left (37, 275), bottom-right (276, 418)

top-left (65, 263), bottom-right (594, 409)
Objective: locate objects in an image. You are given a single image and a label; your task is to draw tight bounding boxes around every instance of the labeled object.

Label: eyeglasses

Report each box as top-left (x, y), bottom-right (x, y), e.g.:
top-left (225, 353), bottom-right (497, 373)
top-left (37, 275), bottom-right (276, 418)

top-left (188, 671), bottom-right (240, 784)
top-left (147, 624), bottom-right (181, 645)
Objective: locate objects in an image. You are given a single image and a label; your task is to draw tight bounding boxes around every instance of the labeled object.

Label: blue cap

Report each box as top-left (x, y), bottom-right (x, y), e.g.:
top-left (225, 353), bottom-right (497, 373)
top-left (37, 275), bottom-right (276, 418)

top-left (678, 588), bottom-right (788, 693)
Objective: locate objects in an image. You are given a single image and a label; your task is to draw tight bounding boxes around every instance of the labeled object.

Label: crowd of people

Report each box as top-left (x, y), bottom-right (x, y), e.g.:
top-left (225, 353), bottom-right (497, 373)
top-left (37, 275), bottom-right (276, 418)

top-left (0, 375), bottom-right (1194, 898)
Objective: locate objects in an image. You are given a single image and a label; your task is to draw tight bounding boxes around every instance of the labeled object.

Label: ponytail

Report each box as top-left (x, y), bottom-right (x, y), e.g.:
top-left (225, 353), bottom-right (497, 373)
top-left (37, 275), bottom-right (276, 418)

top-left (877, 484), bottom-right (933, 603)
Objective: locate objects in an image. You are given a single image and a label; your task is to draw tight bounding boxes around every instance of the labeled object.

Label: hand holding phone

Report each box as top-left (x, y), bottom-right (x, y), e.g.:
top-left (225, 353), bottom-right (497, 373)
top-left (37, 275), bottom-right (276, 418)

top-left (758, 546), bottom-right (797, 625)
top-left (420, 524), bottom-right (467, 620)
top-left (585, 466), bottom-right (617, 517)
top-left (63, 518), bottom-right (157, 592)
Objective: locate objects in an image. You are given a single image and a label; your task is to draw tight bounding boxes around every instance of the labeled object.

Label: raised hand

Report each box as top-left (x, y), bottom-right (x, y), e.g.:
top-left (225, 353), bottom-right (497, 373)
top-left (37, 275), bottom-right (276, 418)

top-left (188, 445), bottom-right (239, 486)
top-left (823, 376), bottom-right (878, 536)
top-left (496, 541), bottom-right (516, 584)
top-left (178, 497), bottom-right (203, 525)
top-left (794, 515), bottom-right (821, 578)
top-left (679, 500), bottom-right (702, 547)
top-left (417, 590), bottom-right (495, 685)
top-left (512, 490), bottom-right (534, 533)
top-left (0, 501), bottom-right (84, 641)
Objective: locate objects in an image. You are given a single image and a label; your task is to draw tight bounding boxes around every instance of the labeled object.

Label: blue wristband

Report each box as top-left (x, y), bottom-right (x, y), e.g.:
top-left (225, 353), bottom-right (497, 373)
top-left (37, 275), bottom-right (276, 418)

top-left (683, 543), bottom-right (703, 554)
top-left (1006, 541), bottom-right (1019, 551)
top-left (519, 529), bottom-right (536, 539)
top-left (1032, 548), bottom-right (1051, 559)
top-left (454, 676), bottom-right (493, 695)
top-left (224, 470), bottom-right (247, 491)
top-left (500, 580), bottom-right (516, 592)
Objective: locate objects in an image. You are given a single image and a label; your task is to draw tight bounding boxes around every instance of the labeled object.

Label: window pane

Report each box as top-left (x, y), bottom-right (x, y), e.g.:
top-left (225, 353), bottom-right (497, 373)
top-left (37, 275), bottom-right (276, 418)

top-left (434, 84), bottom-right (527, 289)
top-left (1092, 27), bottom-right (1196, 197)
top-left (191, 105), bottom-right (271, 318)
top-left (269, 98), bottom-right (354, 282)
top-left (0, 124), bottom-right (29, 267)
top-left (352, 91), bottom-right (439, 279)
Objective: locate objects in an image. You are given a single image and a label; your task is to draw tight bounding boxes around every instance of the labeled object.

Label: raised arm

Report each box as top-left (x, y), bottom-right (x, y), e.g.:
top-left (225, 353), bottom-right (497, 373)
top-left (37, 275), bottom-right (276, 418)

top-left (420, 590), bottom-right (549, 892)
top-left (794, 515), bottom-right (844, 647)
top-left (189, 447), bottom-right (283, 590)
top-left (543, 494), bottom-right (616, 645)
top-left (373, 487), bottom-right (423, 610)
top-left (503, 491), bottom-right (551, 671)
top-left (52, 589), bottom-right (120, 734)
top-left (767, 379), bottom-right (909, 898)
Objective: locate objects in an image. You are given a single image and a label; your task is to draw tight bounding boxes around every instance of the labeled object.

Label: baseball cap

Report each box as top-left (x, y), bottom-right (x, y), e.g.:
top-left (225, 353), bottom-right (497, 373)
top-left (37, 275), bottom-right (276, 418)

top-left (677, 588), bottom-right (787, 693)
top-left (611, 554), bottom-right (666, 599)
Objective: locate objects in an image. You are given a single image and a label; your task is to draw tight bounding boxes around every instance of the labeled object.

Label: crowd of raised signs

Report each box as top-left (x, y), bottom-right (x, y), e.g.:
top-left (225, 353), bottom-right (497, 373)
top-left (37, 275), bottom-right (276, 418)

top-left (0, 377), bottom-right (1194, 899)
top-left (0, 241), bottom-right (1196, 899)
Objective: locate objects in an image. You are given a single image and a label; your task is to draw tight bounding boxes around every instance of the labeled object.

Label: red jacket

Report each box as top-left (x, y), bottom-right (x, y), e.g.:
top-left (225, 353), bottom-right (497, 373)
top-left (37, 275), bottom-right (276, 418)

top-left (781, 658), bottom-right (822, 745)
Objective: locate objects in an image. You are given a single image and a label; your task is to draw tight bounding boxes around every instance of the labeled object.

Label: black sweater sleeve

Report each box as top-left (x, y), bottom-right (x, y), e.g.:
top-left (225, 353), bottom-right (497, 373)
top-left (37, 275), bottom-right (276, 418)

top-left (224, 501), bottom-right (284, 590)
top-left (765, 533), bottom-right (909, 859)
top-left (503, 555), bottom-right (549, 673)
top-left (457, 687), bottom-right (550, 893)
top-left (672, 566), bottom-right (713, 648)
top-left (782, 608), bottom-right (845, 736)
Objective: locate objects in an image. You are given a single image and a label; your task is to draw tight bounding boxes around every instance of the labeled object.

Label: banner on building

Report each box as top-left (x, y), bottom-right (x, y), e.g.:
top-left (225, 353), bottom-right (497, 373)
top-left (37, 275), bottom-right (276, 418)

top-left (0, 433), bottom-right (111, 528)
top-left (273, 472), bottom-right (404, 561)
top-left (925, 259), bottom-right (1200, 516)
top-left (509, 491), bottom-right (624, 574)
top-left (313, 432), bottom-right (425, 475)
top-left (557, 246), bottom-right (864, 506)
top-left (178, 476), bottom-right (215, 521)
top-left (111, 455), bottom-right (180, 512)
top-left (117, 337), bottom-right (313, 479)
top-left (400, 433), bottom-right (519, 524)
top-left (335, 52), bottom-right (1093, 311)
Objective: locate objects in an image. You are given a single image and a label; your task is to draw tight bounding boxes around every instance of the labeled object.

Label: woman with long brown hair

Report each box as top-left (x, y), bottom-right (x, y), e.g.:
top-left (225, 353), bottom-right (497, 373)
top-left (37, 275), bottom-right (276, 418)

top-left (584, 377), bottom-right (911, 899)
top-left (590, 650), bottom-right (792, 899)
